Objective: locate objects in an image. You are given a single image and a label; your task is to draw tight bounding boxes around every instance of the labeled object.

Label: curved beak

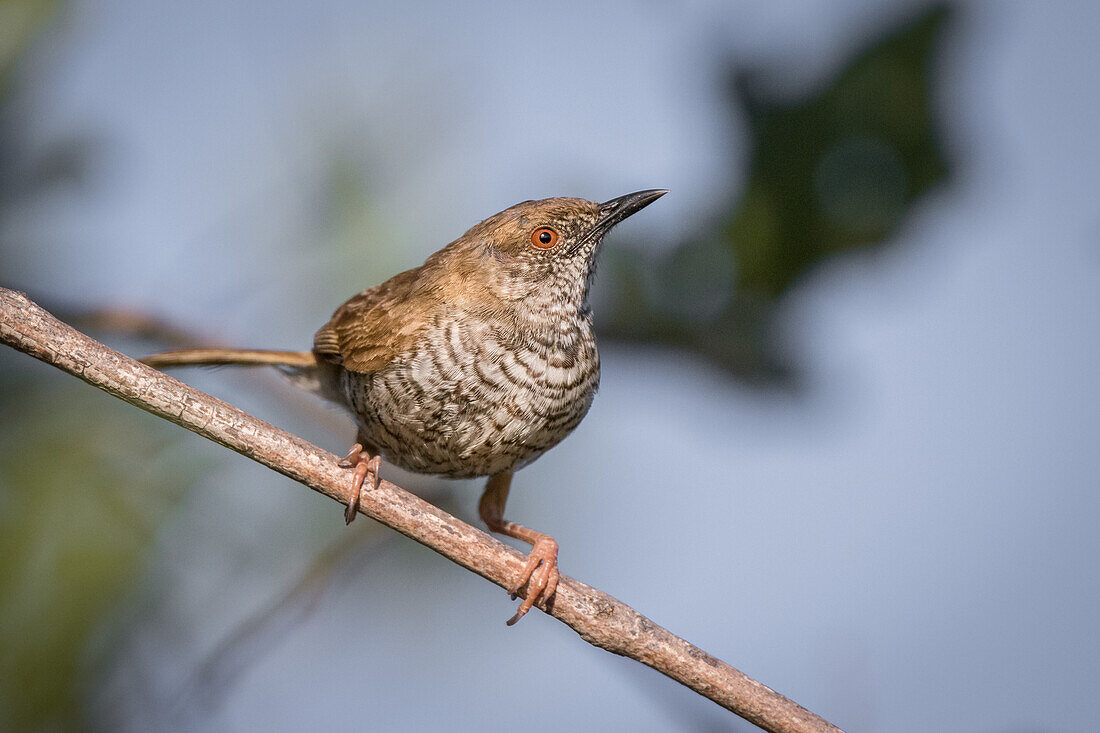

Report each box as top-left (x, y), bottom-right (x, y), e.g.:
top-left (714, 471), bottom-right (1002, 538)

top-left (570, 189), bottom-right (668, 254)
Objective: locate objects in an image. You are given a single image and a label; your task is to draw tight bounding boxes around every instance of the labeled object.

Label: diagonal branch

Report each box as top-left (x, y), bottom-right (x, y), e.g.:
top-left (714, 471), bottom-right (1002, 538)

top-left (0, 287), bottom-right (843, 733)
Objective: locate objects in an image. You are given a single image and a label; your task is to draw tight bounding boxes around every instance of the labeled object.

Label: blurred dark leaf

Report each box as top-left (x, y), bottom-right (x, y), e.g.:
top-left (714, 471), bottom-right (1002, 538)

top-left (0, 133), bottom-right (101, 199)
top-left (728, 3), bottom-right (950, 298)
top-left (601, 3), bottom-right (953, 384)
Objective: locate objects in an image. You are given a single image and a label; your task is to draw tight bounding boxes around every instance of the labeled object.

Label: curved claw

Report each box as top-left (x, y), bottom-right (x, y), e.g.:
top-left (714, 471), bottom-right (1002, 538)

top-left (339, 445), bottom-right (381, 524)
top-left (338, 443), bottom-right (363, 468)
top-left (506, 536), bottom-right (559, 625)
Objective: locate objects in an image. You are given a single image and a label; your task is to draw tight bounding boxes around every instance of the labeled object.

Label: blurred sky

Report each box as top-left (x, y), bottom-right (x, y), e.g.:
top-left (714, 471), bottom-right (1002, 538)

top-left (3, 1), bottom-right (1100, 732)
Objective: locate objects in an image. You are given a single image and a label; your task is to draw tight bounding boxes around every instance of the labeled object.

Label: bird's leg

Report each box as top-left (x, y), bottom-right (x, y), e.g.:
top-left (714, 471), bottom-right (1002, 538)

top-left (479, 471), bottom-right (559, 625)
top-left (338, 442), bottom-right (381, 525)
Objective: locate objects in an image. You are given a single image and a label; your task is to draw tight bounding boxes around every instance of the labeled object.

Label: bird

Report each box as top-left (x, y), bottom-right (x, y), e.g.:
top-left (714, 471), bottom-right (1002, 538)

top-left (141, 189), bottom-right (667, 624)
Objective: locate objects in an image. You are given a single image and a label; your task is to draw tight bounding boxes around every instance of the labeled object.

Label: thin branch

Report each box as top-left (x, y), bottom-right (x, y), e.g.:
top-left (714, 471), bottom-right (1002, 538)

top-left (56, 305), bottom-right (211, 348)
top-left (0, 287), bottom-right (843, 733)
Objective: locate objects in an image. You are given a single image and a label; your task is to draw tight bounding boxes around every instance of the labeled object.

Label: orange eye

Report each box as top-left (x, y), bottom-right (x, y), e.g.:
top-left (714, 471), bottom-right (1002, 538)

top-left (530, 227), bottom-right (559, 249)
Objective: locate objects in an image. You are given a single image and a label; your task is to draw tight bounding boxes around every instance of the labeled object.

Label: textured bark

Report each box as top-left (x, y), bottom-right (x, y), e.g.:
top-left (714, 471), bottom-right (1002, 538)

top-left (0, 287), bottom-right (843, 733)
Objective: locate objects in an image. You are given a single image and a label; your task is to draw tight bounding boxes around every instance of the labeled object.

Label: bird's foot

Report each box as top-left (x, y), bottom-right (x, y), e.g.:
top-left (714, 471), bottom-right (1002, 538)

top-left (506, 535), bottom-right (559, 626)
top-left (338, 443), bottom-right (381, 525)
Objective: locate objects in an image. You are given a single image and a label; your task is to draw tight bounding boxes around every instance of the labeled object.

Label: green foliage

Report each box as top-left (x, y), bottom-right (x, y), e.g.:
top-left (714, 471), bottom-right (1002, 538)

top-left (0, 375), bottom-right (198, 731)
top-left (601, 4), bottom-right (952, 383)
top-left (727, 4), bottom-right (950, 298)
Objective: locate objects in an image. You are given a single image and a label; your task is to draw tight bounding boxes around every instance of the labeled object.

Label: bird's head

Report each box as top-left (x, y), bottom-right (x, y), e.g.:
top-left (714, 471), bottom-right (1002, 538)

top-left (442, 190), bottom-right (667, 307)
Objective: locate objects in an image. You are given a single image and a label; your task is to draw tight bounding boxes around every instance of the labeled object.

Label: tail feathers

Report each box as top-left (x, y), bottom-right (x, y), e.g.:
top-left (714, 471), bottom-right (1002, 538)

top-left (140, 348), bottom-right (317, 369)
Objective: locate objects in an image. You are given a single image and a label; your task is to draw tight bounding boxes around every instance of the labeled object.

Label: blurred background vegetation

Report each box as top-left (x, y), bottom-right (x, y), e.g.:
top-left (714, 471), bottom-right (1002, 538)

top-left (602, 4), bottom-right (949, 382)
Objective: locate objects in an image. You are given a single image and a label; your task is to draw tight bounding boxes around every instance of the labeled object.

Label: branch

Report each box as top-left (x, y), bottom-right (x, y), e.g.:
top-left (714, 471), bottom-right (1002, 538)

top-left (63, 304), bottom-right (373, 444)
top-left (0, 287), bottom-right (843, 733)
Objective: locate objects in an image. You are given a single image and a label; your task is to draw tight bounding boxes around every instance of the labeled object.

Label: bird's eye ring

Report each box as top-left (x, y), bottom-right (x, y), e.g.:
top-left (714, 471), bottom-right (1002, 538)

top-left (530, 227), bottom-right (559, 249)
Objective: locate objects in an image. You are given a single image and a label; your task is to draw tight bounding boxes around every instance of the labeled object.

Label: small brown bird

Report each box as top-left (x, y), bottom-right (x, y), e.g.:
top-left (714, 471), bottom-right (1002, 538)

top-left (142, 189), bottom-right (667, 623)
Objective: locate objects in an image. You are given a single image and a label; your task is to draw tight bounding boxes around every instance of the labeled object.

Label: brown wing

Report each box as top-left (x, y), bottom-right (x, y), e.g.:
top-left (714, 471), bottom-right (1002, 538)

top-left (313, 265), bottom-right (430, 373)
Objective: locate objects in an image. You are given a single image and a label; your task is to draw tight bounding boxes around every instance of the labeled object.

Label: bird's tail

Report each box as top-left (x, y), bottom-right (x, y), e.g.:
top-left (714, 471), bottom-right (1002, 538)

top-left (140, 348), bottom-right (342, 403)
top-left (140, 348), bottom-right (318, 369)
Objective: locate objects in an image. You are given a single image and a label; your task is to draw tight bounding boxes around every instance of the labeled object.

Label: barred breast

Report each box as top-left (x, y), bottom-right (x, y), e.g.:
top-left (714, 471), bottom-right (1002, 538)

top-left (340, 309), bottom-right (600, 478)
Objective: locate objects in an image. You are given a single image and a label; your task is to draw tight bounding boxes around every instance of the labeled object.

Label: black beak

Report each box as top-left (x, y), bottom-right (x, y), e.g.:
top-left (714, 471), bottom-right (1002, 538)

top-left (598, 189), bottom-right (668, 222)
top-left (570, 189), bottom-right (668, 253)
